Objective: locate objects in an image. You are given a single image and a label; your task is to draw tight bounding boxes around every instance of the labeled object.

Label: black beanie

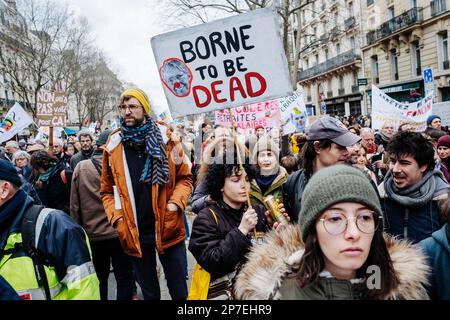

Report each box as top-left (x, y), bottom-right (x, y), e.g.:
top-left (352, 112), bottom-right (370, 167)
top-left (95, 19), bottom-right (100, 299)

top-left (0, 159), bottom-right (22, 187)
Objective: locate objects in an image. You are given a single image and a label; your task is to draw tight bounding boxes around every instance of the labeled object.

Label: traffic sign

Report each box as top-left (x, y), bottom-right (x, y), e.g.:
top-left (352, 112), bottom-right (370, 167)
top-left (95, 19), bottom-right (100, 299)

top-left (423, 67), bottom-right (433, 84)
top-left (321, 102), bottom-right (327, 114)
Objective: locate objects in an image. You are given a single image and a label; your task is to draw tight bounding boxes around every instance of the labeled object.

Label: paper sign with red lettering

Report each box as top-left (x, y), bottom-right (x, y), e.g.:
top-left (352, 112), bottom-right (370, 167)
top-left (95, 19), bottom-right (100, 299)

top-left (215, 100), bottom-right (281, 135)
top-left (372, 85), bottom-right (433, 132)
top-left (151, 8), bottom-right (292, 117)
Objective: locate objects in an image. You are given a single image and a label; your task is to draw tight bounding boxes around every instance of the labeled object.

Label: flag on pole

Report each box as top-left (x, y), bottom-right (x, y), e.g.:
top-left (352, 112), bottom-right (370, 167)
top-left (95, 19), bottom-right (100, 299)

top-left (0, 103), bottom-right (33, 143)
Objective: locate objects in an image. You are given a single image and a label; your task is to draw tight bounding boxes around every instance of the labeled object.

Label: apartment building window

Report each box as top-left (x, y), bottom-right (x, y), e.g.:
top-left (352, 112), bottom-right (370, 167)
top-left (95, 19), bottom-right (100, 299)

top-left (339, 76), bottom-right (344, 89)
top-left (313, 27), bottom-right (317, 39)
top-left (350, 36), bottom-right (355, 50)
top-left (348, 2), bottom-right (354, 17)
top-left (334, 12), bottom-right (339, 27)
top-left (305, 58), bottom-right (309, 69)
top-left (411, 42), bottom-right (421, 76)
top-left (391, 49), bottom-right (399, 80)
top-left (439, 31), bottom-right (449, 70)
top-left (315, 54), bottom-right (319, 65)
top-left (388, 7), bottom-right (395, 19)
top-left (302, 10), bottom-right (305, 23)
top-left (336, 43), bottom-right (341, 54)
top-left (325, 49), bottom-right (329, 60)
top-left (353, 71), bottom-right (359, 85)
top-left (312, 1), bottom-right (317, 18)
top-left (371, 55), bottom-right (379, 83)
top-left (367, 0), bottom-right (374, 6)
top-left (410, 0), bottom-right (417, 8)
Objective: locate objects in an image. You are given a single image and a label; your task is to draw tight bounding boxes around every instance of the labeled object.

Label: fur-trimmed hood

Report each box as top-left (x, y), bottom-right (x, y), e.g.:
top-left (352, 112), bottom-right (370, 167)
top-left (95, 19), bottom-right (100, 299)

top-left (234, 224), bottom-right (430, 300)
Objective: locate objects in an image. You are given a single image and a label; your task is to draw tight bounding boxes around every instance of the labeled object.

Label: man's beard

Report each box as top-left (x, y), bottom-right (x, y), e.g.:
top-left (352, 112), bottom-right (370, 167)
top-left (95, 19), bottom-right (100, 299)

top-left (123, 116), bottom-right (144, 128)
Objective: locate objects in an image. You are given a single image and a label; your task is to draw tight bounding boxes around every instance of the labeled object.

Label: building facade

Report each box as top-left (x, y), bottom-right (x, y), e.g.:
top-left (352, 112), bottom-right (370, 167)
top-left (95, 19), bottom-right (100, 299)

top-left (362, 0), bottom-right (450, 110)
top-left (297, 0), bottom-right (366, 116)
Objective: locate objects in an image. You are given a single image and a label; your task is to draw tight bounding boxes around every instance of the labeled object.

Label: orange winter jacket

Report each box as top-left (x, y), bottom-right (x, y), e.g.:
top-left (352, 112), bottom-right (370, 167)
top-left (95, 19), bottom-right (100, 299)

top-left (100, 130), bottom-right (193, 257)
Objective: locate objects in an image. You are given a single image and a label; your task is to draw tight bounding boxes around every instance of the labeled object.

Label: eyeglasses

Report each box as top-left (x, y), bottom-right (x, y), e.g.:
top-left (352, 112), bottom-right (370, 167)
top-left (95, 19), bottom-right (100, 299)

top-left (319, 211), bottom-right (382, 235)
top-left (118, 104), bottom-right (142, 112)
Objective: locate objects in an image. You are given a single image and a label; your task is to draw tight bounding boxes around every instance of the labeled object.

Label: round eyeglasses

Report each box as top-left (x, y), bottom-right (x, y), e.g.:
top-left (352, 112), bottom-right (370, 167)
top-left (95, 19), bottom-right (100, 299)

top-left (118, 104), bottom-right (141, 112)
top-left (319, 211), bottom-right (382, 235)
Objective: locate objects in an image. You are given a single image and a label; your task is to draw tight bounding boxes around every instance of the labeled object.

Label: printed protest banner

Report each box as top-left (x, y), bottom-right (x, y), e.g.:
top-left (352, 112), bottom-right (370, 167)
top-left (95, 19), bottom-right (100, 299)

top-left (215, 100), bottom-right (281, 135)
top-left (279, 90), bottom-right (309, 135)
top-left (36, 89), bottom-right (68, 127)
top-left (0, 103), bottom-right (33, 143)
top-left (432, 102), bottom-right (450, 126)
top-left (371, 85), bottom-right (433, 132)
top-left (151, 8), bottom-right (292, 117)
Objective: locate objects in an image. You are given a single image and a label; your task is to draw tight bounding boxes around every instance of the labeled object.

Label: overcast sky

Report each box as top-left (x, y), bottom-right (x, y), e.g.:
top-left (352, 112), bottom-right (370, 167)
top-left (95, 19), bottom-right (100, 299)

top-left (65, 0), bottom-right (170, 116)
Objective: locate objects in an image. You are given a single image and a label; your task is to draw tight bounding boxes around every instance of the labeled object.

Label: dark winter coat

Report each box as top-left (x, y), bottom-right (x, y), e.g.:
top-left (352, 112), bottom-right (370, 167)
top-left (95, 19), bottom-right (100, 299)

top-left (188, 201), bottom-right (267, 280)
top-left (420, 224), bottom-right (450, 300)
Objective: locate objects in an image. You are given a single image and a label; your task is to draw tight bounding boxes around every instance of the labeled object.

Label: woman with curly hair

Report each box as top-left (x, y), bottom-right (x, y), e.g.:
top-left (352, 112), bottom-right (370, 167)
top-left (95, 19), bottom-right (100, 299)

top-left (188, 144), bottom-right (280, 299)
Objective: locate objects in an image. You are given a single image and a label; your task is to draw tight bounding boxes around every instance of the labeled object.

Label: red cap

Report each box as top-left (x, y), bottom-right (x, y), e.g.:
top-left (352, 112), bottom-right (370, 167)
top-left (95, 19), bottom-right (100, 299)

top-left (254, 124), bottom-right (264, 130)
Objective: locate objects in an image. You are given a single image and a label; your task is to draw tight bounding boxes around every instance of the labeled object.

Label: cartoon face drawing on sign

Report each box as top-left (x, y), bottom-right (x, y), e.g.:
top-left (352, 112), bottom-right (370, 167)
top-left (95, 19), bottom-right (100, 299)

top-left (160, 58), bottom-right (193, 97)
top-left (289, 106), bottom-right (307, 132)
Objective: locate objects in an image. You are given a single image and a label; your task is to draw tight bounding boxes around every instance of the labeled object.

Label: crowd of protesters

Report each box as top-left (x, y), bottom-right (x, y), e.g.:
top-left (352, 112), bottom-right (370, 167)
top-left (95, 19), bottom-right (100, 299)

top-left (0, 87), bottom-right (449, 301)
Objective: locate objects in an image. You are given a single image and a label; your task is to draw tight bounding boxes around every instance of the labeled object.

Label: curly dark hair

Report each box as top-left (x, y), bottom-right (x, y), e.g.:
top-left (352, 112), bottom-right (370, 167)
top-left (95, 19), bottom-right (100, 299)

top-left (30, 150), bottom-right (58, 171)
top-left (204, 152), bottom-right (256, 202)
top-left (386, 131), bottom-right (435, 173)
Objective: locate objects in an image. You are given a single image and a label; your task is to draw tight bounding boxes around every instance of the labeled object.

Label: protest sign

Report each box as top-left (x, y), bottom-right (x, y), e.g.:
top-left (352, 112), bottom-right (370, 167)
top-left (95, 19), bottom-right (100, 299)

top-left (36, 89), bottom-right (68, 127)
top-left (371, 85), bottom-right (433, 131)
top-left (151, 8), bottom-right (292, 117)
top-left (215, 100), bottom-right (281, 134)
top-left (0, 103), bottom-right (33, 143)
top-left (432, 102), bottom-right (450, 126)
top-left (279, 91), bottom-right (309, 134)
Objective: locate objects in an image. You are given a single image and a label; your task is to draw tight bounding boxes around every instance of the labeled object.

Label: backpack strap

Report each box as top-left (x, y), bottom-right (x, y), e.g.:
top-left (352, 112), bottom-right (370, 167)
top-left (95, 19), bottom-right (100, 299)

top-left (21, 205), bottom-right (52, 301)
top-left (90, 158), bottom-right (102, 176)
top-left (208, 209), bottom-right (218, 226)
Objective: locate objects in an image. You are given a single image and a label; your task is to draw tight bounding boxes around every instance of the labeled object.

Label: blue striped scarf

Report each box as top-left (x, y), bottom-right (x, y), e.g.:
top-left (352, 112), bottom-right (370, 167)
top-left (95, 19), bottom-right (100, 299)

top-left (121, 118), bottom-right (169, 185)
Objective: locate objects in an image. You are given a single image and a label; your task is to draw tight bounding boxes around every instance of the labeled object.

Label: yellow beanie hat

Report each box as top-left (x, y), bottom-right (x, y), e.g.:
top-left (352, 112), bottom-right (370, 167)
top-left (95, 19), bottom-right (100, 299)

top-left (120, 88), bottom-right (150, 115)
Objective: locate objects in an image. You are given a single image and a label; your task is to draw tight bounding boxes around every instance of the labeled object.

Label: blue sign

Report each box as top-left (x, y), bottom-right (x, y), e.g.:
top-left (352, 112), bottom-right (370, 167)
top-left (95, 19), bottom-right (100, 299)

top-left (423, 67), bottom-right (433, 84)
top-left (321, 102), bottom-right (327, 114)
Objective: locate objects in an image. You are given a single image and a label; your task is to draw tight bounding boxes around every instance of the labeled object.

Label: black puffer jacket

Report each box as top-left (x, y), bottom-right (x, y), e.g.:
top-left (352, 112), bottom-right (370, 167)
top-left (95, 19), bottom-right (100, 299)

top-left (39, 162), bottom-right (72, 214)
top-left (188, 201), bottom-right (267, 280)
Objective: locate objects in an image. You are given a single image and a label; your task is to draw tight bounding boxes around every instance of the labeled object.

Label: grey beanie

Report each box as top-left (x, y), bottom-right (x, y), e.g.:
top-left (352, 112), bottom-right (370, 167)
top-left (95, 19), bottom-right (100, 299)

top-left (252, 136), bottom-right (280, 164)
top-left (299, 165), bottom-right (383, 241)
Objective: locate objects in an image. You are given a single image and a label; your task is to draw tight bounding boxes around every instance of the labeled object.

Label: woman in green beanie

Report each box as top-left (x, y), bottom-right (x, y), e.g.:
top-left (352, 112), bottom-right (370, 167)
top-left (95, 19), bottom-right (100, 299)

top-left (234, 165), bottom-right (431, 300)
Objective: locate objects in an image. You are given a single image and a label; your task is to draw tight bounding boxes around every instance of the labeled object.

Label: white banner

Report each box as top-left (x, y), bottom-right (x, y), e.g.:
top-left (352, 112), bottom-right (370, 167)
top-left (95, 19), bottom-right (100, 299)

top-left (372, 85), bottom-right (433, 132)
top-left (151, 8), bottom-right (292, 117)
top-left (35, 126), bottom-right (64, 141)
top-left (432, 102), bottom-right (450, 126)
top-left (0, 103), bottom-right (33, 143)
top-left (279, 91), bottom-right (309, 135)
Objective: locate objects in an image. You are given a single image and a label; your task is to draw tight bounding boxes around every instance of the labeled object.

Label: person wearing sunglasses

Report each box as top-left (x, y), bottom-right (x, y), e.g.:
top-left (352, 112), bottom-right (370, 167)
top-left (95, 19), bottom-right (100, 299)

top-left (234, 165), bottom-right (430, 300)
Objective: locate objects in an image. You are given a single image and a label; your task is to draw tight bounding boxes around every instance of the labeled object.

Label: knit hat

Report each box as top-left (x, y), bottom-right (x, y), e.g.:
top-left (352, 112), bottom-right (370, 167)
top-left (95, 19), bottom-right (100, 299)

top-left (252, 136), bottom-right (280, 164)
top-left (437, 135), bottom-right (450, 149)
top-left (299, 165), bottom-right (383, 241)
top-left (0, 159), bottom-right (22, 187)
top-left (427, 115), bottom-right (441, 126)
top-left (96, 129), bottom-right (112, 147)
top-left (120, 88), bottom-right (150, 115)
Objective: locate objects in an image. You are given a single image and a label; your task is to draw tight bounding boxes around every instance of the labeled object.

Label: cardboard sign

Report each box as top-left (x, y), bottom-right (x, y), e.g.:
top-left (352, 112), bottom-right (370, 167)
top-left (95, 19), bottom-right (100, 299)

top-left (151, 8), bottom-right (292, 117)
top-left (215, 100), bottom-right (282, 135)
top-left (371, 85), bottom-right (433, 132)
top-left (279, 91), bottom-right (309, 134)
top-left (36, 89), bottom-right (68, 127)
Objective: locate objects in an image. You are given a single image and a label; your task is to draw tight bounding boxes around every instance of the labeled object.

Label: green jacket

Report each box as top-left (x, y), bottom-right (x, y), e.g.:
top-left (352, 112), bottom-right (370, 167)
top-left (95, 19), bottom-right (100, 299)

top-left (249, 167), bottom-right (288, 208)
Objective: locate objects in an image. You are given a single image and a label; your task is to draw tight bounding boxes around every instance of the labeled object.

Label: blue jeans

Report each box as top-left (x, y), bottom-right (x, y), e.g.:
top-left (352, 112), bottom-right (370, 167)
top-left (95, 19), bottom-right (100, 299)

top-left (132, 232), bottom-right (188, 300)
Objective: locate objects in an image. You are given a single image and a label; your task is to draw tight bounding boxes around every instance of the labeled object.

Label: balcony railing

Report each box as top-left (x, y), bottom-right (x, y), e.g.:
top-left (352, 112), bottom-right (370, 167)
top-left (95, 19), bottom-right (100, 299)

top-left (345, 17), bottom-right (356, 29)
top-left (431, 0), bottom-right (447, 16)
top-left (298, 50), bottom-right (361, 82)
top-left (338, 88), bottom-right (345, 96)
top-left (366, 7), bottom-right (423, 45)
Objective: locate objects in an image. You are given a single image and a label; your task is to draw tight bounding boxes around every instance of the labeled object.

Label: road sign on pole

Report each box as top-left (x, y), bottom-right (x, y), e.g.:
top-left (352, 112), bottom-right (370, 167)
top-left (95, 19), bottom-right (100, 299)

top-left (423, 67), bottom-right (435, 97)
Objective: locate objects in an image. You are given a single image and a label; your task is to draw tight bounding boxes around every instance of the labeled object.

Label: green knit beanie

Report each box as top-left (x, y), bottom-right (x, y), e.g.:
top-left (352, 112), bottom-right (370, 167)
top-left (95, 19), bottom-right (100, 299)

top-left (299, 165), bottom-right (383, 242)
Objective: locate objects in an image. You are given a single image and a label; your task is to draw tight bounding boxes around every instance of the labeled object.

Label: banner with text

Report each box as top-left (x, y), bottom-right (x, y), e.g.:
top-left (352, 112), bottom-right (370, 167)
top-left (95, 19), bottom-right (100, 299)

top-left (432, 102), bottom-right (450, 126)
top-left (371, 85), bottom-right (433, 131)
top-left (151, 8), bottom-right (292, 117)
top-left (0, 103), bottom-right (33, 143)
top-left (279, 91), bottom-right (309, 135)
top-left (215, 100), bottom-right (282, 135)
top-left (36, 89), bottom-right (68, 127)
